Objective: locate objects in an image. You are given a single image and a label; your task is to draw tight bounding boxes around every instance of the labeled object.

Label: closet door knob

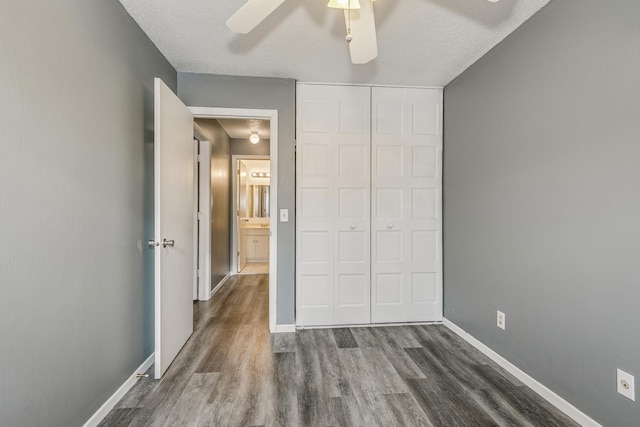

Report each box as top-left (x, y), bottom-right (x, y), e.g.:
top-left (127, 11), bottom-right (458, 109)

top-left (387, 223), bottom-right (394, 229)
top-left (350, 224), bottom-right (356, 230)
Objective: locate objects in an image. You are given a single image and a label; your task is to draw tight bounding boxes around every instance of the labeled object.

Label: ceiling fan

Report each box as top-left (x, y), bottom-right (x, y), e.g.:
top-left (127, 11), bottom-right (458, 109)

top-left (226, 0), bottom-right (500, 65)
top-left (226, 0), bottom-right (379, 65)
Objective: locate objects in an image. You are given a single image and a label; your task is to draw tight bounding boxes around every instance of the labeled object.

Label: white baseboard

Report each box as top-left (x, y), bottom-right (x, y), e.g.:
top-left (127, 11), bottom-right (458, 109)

top-left (83, 353), bottom-right (154, 427)
top-left (274, 324), bottom-right (296, 333)
top-left (208, 273), bottom-right (231, 299)
top-left (442, 318), bottom-right (601, 427)
top-left (297, 321), bottom-right (442, 330)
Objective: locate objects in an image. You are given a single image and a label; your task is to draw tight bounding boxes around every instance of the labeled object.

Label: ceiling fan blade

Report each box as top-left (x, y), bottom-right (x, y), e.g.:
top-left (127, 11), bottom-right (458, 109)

top-left (344, 0), bottom-right (378, 64)
top-left (226, 0), bottom-right (288, 34)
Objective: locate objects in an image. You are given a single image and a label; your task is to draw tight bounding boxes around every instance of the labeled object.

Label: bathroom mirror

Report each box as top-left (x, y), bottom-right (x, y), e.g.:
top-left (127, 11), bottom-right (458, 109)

top-left (250, 185), bottom-right (270, 218)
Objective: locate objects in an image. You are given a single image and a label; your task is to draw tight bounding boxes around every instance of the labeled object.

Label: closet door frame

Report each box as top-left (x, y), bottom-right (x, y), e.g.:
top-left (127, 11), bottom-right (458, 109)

top-left (296, 83), bottom-right (443, 327)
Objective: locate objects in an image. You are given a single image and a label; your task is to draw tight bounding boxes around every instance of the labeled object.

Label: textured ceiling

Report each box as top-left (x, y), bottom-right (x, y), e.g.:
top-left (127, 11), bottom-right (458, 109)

top-left (217, 118), bottom-right (271, 139)
top-left (119, 0), bottom-right (550, 86)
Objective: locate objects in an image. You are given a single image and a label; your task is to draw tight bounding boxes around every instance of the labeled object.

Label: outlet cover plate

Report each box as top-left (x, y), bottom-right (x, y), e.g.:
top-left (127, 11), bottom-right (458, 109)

top-left (497, 310), bottom-right (506, 330)
top-left (617, 369), bottom-right (635, 401)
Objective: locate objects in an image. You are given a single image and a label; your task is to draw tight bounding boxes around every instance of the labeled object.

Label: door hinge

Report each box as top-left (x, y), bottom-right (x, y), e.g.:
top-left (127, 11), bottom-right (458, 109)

top-left (237, 169), bottom-right (241, 175)
top-left (197, 154), bottom-right (202, 162)
top-left (237, 251), bottom-right (240, 256)
top-left (197, 211), bottom-right (202, 220)
top-left (197, 269), bottom-right (200, 278)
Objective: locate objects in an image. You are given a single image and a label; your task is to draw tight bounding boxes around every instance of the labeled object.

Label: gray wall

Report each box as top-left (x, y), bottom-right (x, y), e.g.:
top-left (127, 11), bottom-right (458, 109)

top-left (195, 119), bottom-right (232, 287)
top-left (443, 1), bottom-right (640, 425)
top-left (178, 74), bottom-right (296, 324)
top-left (231, 138), bottom-right (271, 156)
top-left (0, 1), bottom-right (176, 426)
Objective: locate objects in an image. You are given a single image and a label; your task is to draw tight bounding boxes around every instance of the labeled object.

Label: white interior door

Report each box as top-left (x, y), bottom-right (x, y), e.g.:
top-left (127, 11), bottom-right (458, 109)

top-left (238, 161), bottom-right (248, 272)
top-left (154, 78), bottom-right (195, 379)
top-left (371, 87), bottom-right (443, 323)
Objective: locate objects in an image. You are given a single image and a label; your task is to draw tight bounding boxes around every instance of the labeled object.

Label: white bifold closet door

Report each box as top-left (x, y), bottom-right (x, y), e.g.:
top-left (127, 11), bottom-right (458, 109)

top-left (296, 84), bottom-right (371, 326)
top-left (371, 87), bottom-right (443, 323)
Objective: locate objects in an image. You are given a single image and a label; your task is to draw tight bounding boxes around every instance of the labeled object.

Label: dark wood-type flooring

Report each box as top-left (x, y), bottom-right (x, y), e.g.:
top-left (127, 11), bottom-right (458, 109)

top-left (100, 274), bottom-right (578, 427)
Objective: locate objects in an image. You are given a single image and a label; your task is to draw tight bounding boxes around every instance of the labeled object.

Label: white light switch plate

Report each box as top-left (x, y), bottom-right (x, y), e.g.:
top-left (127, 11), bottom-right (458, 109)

top-left (280, 209), bottom-right (289, 222)
top-left (497, 311), bottom-right (506, 330)
top-left (617, 369), bottom-right (635, 401)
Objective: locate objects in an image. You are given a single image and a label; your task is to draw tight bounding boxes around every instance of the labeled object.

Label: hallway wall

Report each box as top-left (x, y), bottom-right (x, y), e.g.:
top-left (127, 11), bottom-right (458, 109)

top-left (0, 2), bottom-right (176, 426)
top-left (231, 138), bottom-right (271, 156)
top-left (195, 119), bottom-right (232, 288)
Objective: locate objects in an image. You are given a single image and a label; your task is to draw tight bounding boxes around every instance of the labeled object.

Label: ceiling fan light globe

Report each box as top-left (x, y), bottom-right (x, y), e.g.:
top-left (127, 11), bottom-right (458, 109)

top-left (327, 0), bottom-right (361, 10)
top-left (249, 133), bottom-right (260, 144)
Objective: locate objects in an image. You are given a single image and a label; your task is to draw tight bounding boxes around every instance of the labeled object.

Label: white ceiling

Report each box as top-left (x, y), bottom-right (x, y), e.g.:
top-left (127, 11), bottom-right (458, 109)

top-left (119, 0), bottom-right (550, 87)
top-left (217, 118), bottom-right (271, 139)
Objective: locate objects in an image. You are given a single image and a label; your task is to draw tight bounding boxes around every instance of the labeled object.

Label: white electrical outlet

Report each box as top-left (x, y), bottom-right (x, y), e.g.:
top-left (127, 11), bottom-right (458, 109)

top-left (617, 369), bottom-right (635, 401)
top-left (497, 310), bottom-right (506, 330)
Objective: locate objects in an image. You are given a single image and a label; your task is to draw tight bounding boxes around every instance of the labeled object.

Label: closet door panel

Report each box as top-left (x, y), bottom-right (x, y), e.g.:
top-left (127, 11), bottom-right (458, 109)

top-left (296, 84), bottom-right (334, 326)
top-left (372, 87), bottom-right (442, 323)
top-left (297, 84), bottom-right (371, 326)
top-left (333, 85), bottom-right (371, 325)
top-left (406, 89), bottom-right (442, 322)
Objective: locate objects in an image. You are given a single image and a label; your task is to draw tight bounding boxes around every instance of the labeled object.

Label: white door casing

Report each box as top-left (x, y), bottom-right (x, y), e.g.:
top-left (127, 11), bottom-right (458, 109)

top-left (238, 161), bottom-right (248, 272)
top-left (191, 109), bottom-right (278, 334)
top-left (153, 78), bottom-right (195, 379)
top-left (371, 87), bottom-right (443, 323)
top-left (195, 137), bottom-right (212, 301)
top-left (296, 84), bottom-right (371, 326)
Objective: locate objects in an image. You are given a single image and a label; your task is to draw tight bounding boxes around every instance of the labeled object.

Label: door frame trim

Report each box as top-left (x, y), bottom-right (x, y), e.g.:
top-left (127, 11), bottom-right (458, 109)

top-left (190, 107), bottom-right (279, 333)
top-left (231, 155), bottom-right (271, 276)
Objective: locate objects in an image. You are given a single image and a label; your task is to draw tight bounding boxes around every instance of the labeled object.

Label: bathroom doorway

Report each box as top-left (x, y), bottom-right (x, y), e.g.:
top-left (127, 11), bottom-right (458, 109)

top-left (232, 156), bottom-right (271, 275)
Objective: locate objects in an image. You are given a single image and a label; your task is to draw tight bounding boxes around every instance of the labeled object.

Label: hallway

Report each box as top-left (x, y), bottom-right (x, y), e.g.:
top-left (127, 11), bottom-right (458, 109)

top-left (100, 275), bottom-right (577, 426)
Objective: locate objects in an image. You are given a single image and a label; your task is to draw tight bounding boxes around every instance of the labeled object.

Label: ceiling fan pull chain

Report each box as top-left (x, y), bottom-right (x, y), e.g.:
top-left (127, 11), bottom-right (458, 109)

top-left (346, 0), bottom-right (353, 43)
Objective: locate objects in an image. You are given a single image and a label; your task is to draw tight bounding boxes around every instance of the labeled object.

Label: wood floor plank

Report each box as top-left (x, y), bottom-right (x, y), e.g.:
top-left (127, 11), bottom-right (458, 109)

top-left (272, 352), bottom-right (299, 427)
top-left (360, 347), bottom-right (409, 394)
top-left (366, 327), bottom-right (428, 380)
top-left (150, 372), bottom-right (218, 426)
top-left (295, 329), bottom-right (333, 427)
top-left (98, 408), bottom-right (142, 427)
top-left (272, 332), bottom-right (295, 354)
top-left (313, 328), bottom-right (344, 399)
top-left (329, 397), bottom-right (349, 427)
top-left (332, 328), bottom-right (359, 349)
top-left (383, 393), bottom-right (434, 427)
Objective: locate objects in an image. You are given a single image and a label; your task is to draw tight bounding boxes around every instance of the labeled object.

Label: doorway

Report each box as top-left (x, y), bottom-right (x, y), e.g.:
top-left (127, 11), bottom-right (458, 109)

top-left (189, 107), bottom-right (279, 333)
top-left (233, 157), bottom-right (271, 275)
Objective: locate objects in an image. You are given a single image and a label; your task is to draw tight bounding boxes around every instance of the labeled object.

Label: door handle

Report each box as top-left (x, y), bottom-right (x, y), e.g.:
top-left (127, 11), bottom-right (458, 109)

top-left (147, 240), bottom-right (159, 248)
top-left (387, 223), bottom-right (394, 229)
top-left (162, 239), bottom-right (175, 248)
top-left (350, 224), bottom-right (357, 230)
